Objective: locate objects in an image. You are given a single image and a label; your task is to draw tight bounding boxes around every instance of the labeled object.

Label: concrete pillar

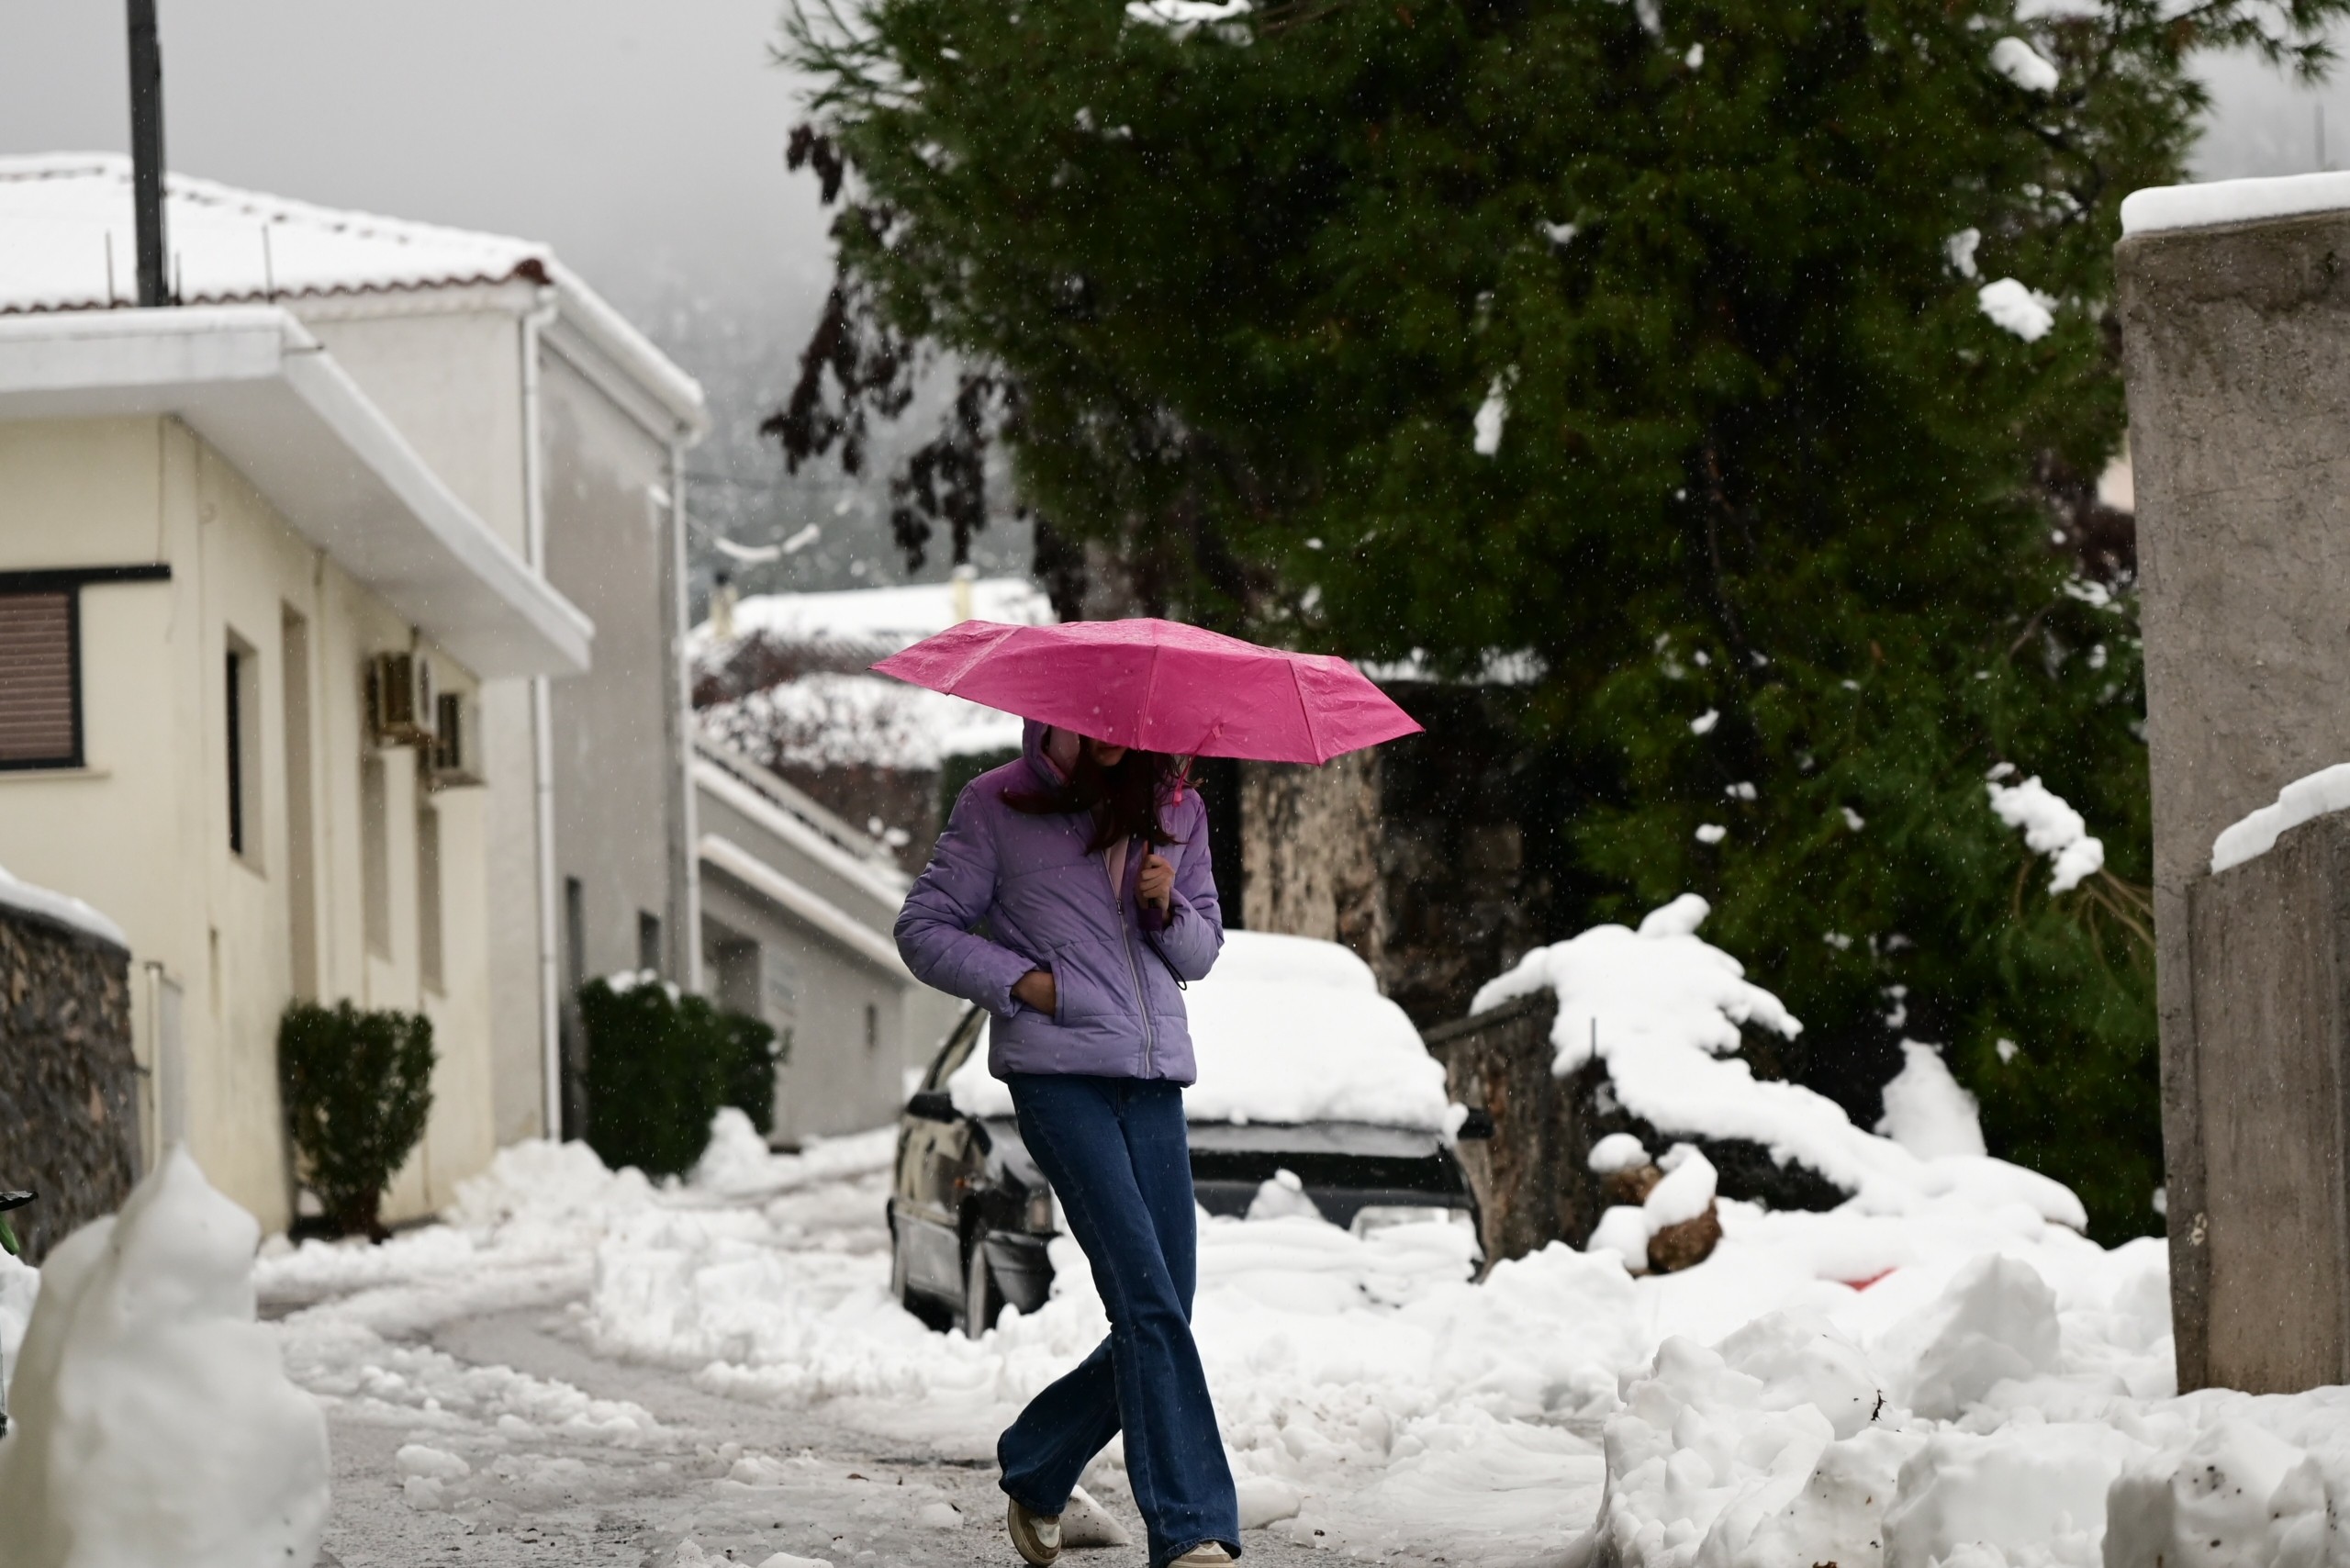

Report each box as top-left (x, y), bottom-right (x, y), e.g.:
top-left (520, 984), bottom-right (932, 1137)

top-left (2187, 812), bottom-right (2350, 1393)
top-left (2117, 200), bottom-right (2350, 1392)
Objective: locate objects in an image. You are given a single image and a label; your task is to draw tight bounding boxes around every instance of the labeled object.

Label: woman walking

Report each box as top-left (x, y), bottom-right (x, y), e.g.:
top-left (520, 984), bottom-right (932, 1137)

top-left (896, 718), bottom-right (1241, 1568)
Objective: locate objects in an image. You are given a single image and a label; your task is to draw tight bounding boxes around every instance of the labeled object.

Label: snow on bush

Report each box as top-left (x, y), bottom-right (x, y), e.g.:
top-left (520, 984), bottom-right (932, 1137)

top-left (0, 1148), bottom-right (330, 1568)
top-left (951, 929), bottom-right (1452, 1130)
top-left (1989, 35), bottom-right (2059, 93)
top-left (1986, 772), bottom-right (2105, 892)
top-left (1469, 896), bottom-right (2080, 1222)
top-left (2210, 759), bottom-right (2350, 874)
top-left (1874, 1041), bottom-right (1987, 1160)
top-left (1978, 277), bottom-right (2057, 342)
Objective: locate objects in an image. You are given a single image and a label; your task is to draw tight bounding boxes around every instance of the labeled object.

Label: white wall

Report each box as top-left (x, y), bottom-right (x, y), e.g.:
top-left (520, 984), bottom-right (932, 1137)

top-left (0, 414), bottom-right (498, 1228)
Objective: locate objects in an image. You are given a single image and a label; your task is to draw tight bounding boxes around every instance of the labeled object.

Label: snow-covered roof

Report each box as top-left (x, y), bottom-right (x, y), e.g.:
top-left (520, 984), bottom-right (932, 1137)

top-left (2121, 170), bottom-right (2350, 237)
top-left (697, 577), bottom-right (1056, 657)
top-left (0, 154), bottom-right (702, 435)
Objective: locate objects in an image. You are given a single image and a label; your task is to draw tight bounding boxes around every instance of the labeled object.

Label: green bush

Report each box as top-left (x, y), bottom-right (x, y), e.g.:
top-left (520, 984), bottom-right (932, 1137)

top-left (579, 975), bottom-right (780, 1175)
top-left (278, 1001), bottom-right (436, 1241)
top-left (721, 1011), bottom-right (787, 1138)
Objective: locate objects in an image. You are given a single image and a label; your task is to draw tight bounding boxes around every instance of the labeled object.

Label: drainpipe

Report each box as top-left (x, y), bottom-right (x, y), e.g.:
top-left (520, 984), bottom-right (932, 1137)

top-left (669, 439), bottom-right (703, 992)
top-left (522, 289), bottom-right (565, 1139)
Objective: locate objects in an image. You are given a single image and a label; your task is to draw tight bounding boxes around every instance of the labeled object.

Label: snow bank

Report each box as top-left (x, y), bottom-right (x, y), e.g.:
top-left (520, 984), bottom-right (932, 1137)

top-left (951, 930), bottom-right (1451, 1130)
top-left (0, 861), bottom-right (126, 948)
top-left (0, 1148), bottom-right (330, 1568)
top-left (2122, 169), bottom-right (2350, 237)
top-left (2210, 760), bottom-right (2350, 874)
top-left (1469, 897), bottom-right (2080, 1224)
top-left (1987, 774), bottom-right (2104, 892)
top-left (700, 671), bottom-right (1022, 772)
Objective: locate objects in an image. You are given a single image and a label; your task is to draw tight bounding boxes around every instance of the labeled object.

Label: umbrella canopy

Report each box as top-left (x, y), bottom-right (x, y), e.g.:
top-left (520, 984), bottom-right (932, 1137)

top-left (870, 618), bottom-right (1422, 765)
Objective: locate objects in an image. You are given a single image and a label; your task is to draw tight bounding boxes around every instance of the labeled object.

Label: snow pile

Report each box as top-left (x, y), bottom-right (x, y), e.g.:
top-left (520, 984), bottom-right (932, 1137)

top-left (1978, 277), bottom-right (2056, 342)
top-left (700, 671), bottom-right (1022, 771)
top-left (0, 1148), bottom-right (330, 1568)
top-left (948, 930), bottom-right (1451, 1130)
top-left (1987, 773), bottom-right (2105, 892)
top-left (1470, 897), bottom-right (2080, 1221)
top-left (1875, 1042), bottom-right (1987, 1160)
top-left (2122, 169), bottom-right (2350, 237)
top-left (2105, 1421), bottom-right (2331, 1568)
top-left (2210, 760), bottom-right (2350, 874)
top-left (1573, 1244), bottom-right (2184, 1567)
top-left (1989, 36), bottom-right (2059, 93)
top-left (0, 861), bottom-right (127, 947)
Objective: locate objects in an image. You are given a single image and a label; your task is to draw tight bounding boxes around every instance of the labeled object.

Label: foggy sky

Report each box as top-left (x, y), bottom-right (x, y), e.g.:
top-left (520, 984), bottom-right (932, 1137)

top-left (0, 0), bottom-right (834, 329)
top-left (0, 3), bottom-right (2340, 598)
top-left (0, 5), bottom-right (2335, 335)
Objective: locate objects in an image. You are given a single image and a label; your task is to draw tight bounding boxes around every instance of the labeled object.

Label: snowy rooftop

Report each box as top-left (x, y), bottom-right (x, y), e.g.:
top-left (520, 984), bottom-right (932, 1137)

top-left (2121, 170), bottom-right (2350, 237)
top-left (0, 154), bottom-right (700, 428)
top-left (698, 577), bottom-right (1055, 656)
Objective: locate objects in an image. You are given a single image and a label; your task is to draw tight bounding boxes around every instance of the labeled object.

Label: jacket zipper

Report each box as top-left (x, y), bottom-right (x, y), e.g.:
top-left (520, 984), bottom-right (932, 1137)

top-left (1107, 839), bottom-right (1156, 1077)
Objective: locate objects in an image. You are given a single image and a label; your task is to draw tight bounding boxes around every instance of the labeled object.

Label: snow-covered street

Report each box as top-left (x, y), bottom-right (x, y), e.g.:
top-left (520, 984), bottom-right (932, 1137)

top-left (223, 1090), bottom-right (2334, 1568)
top-left (258, 1125), bottom-right (1494, 1567)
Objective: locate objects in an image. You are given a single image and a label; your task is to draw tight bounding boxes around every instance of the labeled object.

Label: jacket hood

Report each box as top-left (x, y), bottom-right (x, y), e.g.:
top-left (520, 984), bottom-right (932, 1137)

top-left (1021, 718), bottom-right (1063, 789)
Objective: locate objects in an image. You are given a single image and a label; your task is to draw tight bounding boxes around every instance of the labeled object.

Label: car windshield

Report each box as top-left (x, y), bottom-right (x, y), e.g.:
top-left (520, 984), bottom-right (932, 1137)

top-left (943, 930), bottom-right (1450, 1130)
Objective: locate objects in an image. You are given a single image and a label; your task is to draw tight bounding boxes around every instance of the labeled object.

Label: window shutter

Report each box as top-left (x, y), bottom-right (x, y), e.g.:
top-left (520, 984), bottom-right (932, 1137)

top-left (0, 591), bottom-right (76, 767)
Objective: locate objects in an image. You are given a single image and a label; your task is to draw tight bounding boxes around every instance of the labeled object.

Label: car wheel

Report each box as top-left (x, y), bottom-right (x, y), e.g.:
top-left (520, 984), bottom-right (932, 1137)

top-left (890, 1214), bottom-right (954, 1332)
top-left (962, 1234), bottom-right (1004, 1338)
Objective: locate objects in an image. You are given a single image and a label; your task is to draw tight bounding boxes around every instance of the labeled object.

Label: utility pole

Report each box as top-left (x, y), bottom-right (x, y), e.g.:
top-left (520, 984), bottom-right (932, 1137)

top-left (126, 0), bottom-right (172, 308)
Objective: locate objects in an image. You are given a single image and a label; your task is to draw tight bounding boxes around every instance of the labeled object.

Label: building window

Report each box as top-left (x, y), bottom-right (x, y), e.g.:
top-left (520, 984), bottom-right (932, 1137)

top-left (0, 589), bottom-right (79, 769)
top-left (417, 805), bottom-right (443, 993)
top-left (637, 911), bottom-right (663, 976)
top-left (224, 633), bottom-right (262, 868)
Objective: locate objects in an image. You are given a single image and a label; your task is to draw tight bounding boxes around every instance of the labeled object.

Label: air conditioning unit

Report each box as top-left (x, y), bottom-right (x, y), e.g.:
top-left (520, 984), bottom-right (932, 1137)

top-left (366, 652), bottom-right (435, 747)
top-left (426, 691), bottom-right (485, 790)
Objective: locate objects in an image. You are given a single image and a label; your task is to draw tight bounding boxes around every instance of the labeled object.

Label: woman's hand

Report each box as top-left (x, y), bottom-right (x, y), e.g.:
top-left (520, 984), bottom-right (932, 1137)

top-left (1013, 969), bottom-right (1058, 1016)
top-left (1137, 852), bottom-right (1174, 913)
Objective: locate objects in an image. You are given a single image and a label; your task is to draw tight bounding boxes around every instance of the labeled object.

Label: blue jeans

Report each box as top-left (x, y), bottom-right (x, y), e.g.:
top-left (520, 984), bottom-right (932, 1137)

top-left (1000, 1073), bottom-right (1240, 1567)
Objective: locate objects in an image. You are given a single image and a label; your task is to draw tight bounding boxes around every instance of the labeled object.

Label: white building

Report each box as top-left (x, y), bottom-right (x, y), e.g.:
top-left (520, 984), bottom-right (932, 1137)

top-left (0, 154), bottom-right (705, 1219)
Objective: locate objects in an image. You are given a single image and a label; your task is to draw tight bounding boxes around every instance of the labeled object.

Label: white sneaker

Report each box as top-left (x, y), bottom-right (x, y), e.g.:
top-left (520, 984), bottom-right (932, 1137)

top-left (1007, 1497), bottom-right (1062, 1565)
top-left (1168, 1545), bottom-right (1234, 1566)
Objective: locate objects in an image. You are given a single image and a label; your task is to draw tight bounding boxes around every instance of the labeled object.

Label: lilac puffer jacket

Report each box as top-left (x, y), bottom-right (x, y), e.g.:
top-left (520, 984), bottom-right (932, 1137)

top-left (895, 720), bottom-right (1224, 1083)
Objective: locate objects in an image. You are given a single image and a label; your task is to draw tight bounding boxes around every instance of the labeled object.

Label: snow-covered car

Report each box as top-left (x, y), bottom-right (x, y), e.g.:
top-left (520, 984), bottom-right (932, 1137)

top-left (889, 929), bottom-right (1474, 1334)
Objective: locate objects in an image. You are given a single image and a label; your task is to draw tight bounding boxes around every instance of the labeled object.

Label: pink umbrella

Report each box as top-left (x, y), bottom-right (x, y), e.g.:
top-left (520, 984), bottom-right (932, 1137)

top-left (870, 617), bottom-right (1422, 765)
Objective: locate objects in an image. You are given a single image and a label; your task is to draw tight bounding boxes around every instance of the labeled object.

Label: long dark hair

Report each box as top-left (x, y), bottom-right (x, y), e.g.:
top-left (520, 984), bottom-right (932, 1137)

top-left (1003, 740), bottom-right (1185, 854)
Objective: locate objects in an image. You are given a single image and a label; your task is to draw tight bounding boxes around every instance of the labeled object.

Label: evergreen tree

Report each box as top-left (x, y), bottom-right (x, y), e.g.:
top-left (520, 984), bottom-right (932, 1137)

top-left (776, 0), bottom-right (2345, 1240)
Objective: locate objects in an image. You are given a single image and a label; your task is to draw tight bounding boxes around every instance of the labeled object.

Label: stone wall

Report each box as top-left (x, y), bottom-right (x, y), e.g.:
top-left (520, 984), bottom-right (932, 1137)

top-left (0, 904), bottom-right (138, 1264)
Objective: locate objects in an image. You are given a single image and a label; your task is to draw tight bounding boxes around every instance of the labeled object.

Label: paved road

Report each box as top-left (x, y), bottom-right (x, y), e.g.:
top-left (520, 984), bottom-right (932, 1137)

top-left (319, 1305), bottom-right (1456, 1568)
